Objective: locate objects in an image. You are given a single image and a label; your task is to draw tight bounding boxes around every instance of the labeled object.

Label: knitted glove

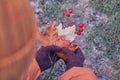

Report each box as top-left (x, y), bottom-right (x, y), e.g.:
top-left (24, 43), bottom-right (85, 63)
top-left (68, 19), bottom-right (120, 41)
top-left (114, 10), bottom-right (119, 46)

top-left (62, 47), bottom-right (85, 70)
top-left (36, 45), bottom-right (61, 72)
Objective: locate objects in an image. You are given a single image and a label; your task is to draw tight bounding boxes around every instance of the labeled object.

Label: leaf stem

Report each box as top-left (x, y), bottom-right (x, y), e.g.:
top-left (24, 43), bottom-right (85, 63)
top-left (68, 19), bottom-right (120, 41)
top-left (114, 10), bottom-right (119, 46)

top-left (44, 55), bottom-right (57, 80)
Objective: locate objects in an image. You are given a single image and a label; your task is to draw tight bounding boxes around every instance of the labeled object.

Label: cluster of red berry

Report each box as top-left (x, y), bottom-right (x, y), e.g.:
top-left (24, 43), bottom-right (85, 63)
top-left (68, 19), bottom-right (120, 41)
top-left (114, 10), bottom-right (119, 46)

top-left (62, 8), bottom-right (74, 27)
top-left (76, 23), bottom-right (84, 35)
top-left (62, 8), bottom-right (73, 16)
top-left (62, 8), bottom-right (85, 35)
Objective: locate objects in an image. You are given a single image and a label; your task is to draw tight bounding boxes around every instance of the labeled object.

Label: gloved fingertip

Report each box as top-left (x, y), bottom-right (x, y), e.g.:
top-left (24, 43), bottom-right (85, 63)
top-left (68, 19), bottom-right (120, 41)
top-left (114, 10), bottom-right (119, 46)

top-left (62, 48), bottom-right (73, 56)
top-left (53, 46), bottom-right (62, 52)
top-left (74, 48), bottom-right (82, 54)
top-left (45, 45), bottom-right (61, 51)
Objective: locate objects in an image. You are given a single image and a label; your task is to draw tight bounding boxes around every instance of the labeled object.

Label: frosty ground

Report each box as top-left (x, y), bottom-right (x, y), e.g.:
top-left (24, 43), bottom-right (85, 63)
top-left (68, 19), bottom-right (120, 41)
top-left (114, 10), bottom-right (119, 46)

top-left (30, 0), bottom-right (120, 80)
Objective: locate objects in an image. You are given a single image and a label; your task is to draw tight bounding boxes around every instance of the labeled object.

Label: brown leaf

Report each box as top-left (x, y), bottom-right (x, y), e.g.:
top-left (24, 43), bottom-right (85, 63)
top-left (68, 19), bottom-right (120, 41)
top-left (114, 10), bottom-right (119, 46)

top-left (38, 22), bottom-right (76, 60)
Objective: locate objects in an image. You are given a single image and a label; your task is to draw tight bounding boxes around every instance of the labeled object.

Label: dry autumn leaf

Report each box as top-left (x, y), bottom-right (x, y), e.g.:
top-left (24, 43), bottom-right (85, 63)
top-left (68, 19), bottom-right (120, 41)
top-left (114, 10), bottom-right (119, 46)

top-left (38, 22), bottom-right (76, 60)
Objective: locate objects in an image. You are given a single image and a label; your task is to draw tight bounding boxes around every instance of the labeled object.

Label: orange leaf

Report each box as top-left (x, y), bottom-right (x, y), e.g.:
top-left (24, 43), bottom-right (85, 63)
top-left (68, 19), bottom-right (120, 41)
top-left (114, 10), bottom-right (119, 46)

top-left (38, 22), bottom-right (76, 60)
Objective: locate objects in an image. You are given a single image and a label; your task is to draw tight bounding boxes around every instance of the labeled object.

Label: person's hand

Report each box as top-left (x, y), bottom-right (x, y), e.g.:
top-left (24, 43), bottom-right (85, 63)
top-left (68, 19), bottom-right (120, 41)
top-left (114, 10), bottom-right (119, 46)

top-left (62, 47), bottom-right (85, 70)
top-left (36, 45), bottom-right (61, 72)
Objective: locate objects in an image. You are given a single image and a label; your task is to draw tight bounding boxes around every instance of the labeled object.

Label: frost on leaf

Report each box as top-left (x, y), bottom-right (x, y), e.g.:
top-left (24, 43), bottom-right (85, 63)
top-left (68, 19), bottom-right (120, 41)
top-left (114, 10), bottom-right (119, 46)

top-left (56, 23), bottom-right (77, 42)
top-left (38, 22), bottom-right (76, 60)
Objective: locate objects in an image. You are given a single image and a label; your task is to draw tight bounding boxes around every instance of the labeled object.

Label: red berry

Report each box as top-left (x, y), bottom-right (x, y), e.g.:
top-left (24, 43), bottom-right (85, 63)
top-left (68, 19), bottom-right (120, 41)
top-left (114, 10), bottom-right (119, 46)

top-left (77, 31), bottom-right (81, 35)
top-left (68, 23), bottom-right (73, 27)
top-left (62, 9), bottom-right (67, 15)
top-left (78, 23), bottom-right (84, 28)
top-left (79, 27), bottom-right (84, 32)
top-left (69, 8), bottom-right (73, 13)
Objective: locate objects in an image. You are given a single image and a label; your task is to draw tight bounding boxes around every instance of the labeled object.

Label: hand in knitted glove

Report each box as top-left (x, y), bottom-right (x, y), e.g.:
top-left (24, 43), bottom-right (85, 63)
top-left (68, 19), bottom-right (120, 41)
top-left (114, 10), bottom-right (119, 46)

top-left (62, 47), bottom-right (85, 70)
top-left (36, 45), bottom-right (61, 72)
